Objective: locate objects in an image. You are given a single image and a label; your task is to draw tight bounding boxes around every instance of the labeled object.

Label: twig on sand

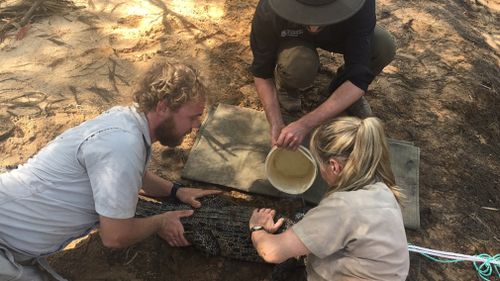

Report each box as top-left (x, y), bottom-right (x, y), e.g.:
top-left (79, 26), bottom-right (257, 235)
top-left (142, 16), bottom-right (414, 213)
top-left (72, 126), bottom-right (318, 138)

top-left (469, 213), bottom-right (500, 243)
top-left (124, 249), bottom-right (138, 266)
top-left (69, 60), bottom-right (108, 78)
top-left (47, 37), bottom-right (66, 46)
top-left (0, 0), bottom-right (81, 40)
top-left (107, 58), bottom-right (119, 94)
top-left (86, 85), bottom-right (114, 102)
top-left (479, 83), bottom-right (492, 90)
top-left (68, 85), bottom-right (80, 105)
top-left (19, 0), bottom-right (45, 26)
top-left (110, 2), bottom-right (125, 13)
top-left (0, 0), bottom-right (45, 37)
top-left (480, 206), bottom-right (498, 211)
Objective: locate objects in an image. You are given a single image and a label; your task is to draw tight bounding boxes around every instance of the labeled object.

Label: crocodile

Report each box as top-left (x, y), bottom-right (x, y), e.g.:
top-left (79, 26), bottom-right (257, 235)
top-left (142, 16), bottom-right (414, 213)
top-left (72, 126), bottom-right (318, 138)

top-left (135, 195), bottom-right (305, 263)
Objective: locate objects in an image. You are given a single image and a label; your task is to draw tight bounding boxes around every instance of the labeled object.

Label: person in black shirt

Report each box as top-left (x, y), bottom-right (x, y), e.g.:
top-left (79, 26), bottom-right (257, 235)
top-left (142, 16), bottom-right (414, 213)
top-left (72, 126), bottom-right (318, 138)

top-left (250, 0), bottom-right (396, 150)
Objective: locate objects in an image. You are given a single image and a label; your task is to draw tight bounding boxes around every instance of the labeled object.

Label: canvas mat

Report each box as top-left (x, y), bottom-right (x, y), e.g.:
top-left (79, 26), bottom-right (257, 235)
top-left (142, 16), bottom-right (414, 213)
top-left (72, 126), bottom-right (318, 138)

top-left (182, 104), bottom-right (420, 229)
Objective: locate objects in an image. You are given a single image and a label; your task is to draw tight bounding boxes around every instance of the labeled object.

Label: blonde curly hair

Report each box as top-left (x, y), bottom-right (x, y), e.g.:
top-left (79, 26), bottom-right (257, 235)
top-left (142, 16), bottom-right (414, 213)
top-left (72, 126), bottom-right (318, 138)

top-left (133, 61), bottom-right (207, 112)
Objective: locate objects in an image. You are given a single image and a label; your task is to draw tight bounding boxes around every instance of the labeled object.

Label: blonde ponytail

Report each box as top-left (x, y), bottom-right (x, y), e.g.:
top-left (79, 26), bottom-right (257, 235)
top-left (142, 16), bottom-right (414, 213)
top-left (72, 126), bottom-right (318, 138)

top-left (310, 117), bottom-right (405, 205)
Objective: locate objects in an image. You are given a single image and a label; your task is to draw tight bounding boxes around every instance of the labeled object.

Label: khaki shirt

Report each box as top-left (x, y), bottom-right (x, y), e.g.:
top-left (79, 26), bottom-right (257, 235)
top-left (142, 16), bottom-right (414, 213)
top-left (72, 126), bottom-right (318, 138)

top-left (292, 182), bottom-right (409, 281)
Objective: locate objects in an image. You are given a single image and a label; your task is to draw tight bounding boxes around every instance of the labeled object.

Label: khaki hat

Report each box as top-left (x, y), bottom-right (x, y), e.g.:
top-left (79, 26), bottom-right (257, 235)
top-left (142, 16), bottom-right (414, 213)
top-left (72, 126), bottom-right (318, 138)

top-left (265, 146), bottom-right (318, 194)
top-left (268, 0), bottom-right (366, 26)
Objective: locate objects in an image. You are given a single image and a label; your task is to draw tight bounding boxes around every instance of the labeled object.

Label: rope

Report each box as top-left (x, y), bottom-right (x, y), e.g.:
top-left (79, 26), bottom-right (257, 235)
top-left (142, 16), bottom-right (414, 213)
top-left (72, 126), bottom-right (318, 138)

top-left (408, 244), bottom-right (500, 281)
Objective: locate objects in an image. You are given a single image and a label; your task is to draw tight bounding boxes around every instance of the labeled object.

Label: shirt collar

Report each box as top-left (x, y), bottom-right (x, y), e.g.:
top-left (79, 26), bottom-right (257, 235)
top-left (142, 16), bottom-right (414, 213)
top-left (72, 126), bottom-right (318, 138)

top-left (130, 104), bottom-right (152, 148)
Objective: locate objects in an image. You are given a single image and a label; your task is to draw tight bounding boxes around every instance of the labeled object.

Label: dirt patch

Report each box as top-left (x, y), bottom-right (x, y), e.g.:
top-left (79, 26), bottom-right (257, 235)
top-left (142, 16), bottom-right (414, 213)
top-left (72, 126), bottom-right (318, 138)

top-left (0, 0), bottom-right (498, 280)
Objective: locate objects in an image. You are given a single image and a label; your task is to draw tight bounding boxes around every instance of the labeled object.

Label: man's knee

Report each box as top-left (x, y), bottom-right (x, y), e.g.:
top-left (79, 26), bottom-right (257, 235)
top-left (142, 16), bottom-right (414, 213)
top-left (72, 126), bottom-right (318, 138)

top-left (275, 40), bottom-right (319, 91)
top-left (371, 26), bottom-right (396, 75)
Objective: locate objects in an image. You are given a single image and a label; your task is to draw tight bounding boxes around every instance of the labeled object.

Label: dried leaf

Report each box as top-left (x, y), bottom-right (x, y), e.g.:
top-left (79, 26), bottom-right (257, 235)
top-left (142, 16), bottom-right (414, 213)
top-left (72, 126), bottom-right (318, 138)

top-left (15, 23), bottom-right (30, 40)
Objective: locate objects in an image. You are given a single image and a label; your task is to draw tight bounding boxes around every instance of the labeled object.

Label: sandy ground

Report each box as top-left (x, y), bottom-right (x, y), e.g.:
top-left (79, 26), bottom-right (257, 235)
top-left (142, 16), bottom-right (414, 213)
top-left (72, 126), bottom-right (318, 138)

top-left (0, 0), bottom-right (499, 280)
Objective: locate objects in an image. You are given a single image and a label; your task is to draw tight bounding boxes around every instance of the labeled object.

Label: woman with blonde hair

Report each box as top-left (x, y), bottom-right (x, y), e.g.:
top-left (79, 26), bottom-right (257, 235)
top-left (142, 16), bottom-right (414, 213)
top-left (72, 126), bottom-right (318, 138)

top-left (249, 117), bottom-right (409, 281)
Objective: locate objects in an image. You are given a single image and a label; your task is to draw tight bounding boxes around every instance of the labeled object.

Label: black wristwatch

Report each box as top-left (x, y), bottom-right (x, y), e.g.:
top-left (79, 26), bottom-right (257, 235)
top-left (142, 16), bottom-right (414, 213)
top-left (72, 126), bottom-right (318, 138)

top-left (170, 182), bottom-right (185, 201)
top-left (250, 225), bottom-right (265, 232)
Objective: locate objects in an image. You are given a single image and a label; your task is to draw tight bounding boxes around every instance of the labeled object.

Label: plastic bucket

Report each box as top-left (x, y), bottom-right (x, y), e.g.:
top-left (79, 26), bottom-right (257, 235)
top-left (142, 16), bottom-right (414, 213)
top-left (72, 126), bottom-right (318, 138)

top-left (265, 145), bottom-right (317, 194)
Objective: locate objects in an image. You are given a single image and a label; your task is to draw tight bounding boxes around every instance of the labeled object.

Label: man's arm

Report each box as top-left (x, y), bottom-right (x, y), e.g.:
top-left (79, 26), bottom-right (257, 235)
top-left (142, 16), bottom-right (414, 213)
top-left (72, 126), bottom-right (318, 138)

top-left (273, 1), bottom-right (375, 150)
top-left (141, 171), bottom-right (221, 208)
top-left (254, 77), bottom-right (285, 145)
top-left (140, 170), bottom-right (173, 197)
top-left (276, 81), bottom-right (364, 149)
top-left (250, 0), bottom-right (285, 145)
top-left (99, 210), bottom-right (194, 248)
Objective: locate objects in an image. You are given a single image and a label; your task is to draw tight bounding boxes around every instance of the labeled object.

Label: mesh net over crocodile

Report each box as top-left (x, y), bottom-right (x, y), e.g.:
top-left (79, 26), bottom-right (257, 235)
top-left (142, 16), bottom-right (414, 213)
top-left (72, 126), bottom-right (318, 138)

top-left (135, 195), bottom-right (303, 263)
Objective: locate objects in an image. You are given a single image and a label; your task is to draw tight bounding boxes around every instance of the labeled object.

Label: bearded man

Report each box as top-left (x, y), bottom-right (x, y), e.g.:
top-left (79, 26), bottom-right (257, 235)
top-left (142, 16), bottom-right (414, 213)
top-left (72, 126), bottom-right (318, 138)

top-left (0, 61), bottom-right (220, 281)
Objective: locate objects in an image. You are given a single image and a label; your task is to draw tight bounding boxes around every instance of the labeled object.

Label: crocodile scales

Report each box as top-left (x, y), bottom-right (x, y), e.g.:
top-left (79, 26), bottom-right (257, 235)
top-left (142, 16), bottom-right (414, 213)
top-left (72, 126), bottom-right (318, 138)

top-left (135, 195), bottom-right (303, 263)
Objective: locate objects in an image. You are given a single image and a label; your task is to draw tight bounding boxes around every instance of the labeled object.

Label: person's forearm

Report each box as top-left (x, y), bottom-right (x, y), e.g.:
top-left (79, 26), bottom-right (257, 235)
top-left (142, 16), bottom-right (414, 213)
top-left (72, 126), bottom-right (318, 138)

top-left (99, 215), bottom-right (164, 249)
top-left (141, 171), bottom-right (172, 197)
top-left (254, 77), bottom-right (284, 128)
top-left (299, 80), bottom-right (364, 129)
top-left (252, 229), bottom-right (310, 264)
top-left (252, 231), bottom-right (289, 264)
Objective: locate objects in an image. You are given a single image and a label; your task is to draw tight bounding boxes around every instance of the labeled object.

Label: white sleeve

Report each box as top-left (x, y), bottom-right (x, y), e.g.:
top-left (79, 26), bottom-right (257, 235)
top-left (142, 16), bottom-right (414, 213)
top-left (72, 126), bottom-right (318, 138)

top-left (79, 128), bottom-right (147, 219)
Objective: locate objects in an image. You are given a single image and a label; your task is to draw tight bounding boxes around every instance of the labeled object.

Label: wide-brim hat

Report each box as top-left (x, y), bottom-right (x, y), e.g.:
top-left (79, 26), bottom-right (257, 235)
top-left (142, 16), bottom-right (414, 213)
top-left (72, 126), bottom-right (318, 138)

top-left (268, 0), bottom-right (366, 26)
top-left (265, 146), bottom-right (318, 195)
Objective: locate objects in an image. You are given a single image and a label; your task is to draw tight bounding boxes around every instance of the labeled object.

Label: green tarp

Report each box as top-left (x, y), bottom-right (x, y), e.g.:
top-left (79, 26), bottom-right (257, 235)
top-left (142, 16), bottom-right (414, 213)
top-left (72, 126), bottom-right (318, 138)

top-left (182, 103), bottom-right (420, 229)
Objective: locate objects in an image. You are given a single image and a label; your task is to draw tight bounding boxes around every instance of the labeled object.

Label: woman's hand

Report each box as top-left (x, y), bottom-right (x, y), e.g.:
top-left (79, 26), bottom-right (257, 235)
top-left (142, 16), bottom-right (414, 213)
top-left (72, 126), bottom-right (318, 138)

top-left (249, 208), bottom-right (285, 233)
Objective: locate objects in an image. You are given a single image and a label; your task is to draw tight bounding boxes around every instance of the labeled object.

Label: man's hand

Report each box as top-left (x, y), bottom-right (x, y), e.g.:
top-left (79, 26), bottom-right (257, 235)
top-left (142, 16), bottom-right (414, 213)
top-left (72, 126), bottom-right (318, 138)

top-left (249, 208), bottom-right (284, 234)
top-left (176, 188), bottom-right (222, 208)
top-left (275, 120), bottom-right (311, 150)
top-left (157, 210), bottom-right (194, 247)
top-left (271, 123), bottom-right (285, 146)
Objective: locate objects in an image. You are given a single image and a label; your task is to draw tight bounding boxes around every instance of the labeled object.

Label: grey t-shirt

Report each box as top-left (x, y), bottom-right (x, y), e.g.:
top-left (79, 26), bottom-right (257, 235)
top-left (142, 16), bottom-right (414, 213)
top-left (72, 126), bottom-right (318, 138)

top-left (0, 106), bottom-right (151, 256)
top-left (292, 182), bottom-right (409, 281)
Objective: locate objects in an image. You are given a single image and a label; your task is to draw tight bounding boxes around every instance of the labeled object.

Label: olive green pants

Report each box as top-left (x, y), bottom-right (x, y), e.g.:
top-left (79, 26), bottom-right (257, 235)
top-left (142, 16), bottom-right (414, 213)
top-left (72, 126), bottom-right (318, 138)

top-left (274, 25), bottom-right (396, 94)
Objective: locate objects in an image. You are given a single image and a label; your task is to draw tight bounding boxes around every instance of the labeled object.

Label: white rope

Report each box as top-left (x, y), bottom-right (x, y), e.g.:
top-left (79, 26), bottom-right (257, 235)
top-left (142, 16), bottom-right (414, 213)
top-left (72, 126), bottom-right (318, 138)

top-left (408, 245), bottom-right (500, 266)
